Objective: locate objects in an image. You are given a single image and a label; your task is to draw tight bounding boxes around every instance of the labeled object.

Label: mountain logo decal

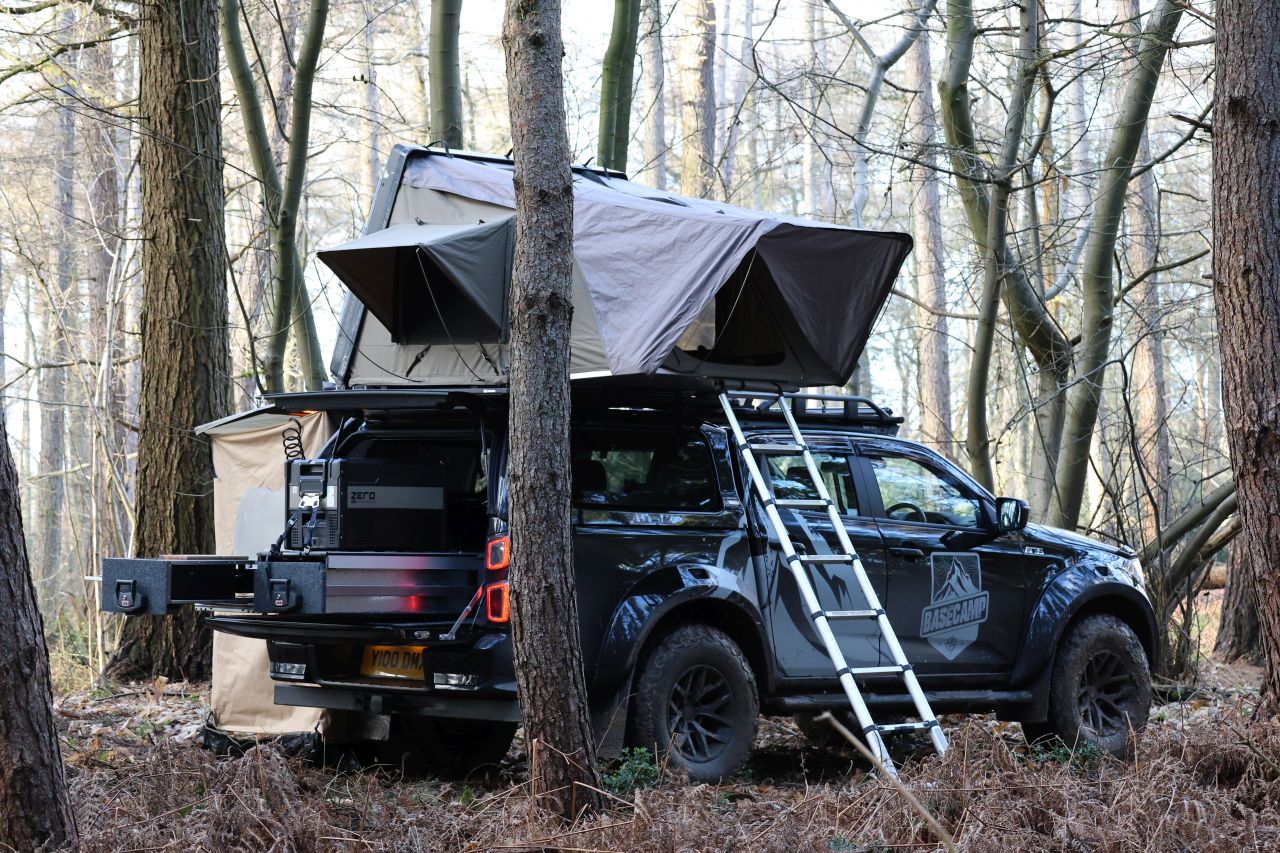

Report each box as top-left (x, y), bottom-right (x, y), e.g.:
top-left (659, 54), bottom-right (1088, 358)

top-left (920, 552), bottom-right (989, 660)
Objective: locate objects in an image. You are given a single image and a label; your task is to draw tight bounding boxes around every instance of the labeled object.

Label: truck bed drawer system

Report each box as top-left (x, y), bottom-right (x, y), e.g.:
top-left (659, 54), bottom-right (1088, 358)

top-left (102, 552), bottom-right (482, 617)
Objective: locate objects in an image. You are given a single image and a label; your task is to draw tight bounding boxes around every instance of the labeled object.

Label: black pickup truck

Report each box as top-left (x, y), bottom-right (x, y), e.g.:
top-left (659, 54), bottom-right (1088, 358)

top-left (103, 382), bottom-right (1155, 781)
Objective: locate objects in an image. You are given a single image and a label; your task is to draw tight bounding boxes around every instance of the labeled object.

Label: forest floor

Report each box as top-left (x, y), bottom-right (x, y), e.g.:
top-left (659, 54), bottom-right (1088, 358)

top-left (51, 649), bottom-right (1280, 853)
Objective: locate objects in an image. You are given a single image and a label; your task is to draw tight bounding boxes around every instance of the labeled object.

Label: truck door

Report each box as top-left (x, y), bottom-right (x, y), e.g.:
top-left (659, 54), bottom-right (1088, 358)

top-left (856, 443), bottom-right (1027, 681)
top-left (754, 446), bottom-right (890, 680)
top-left (570, 423), bottom-right (749, 697)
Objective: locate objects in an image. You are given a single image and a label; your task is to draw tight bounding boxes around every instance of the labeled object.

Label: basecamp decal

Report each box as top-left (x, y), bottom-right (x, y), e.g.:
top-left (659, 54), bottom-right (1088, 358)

top-left (920, 552), bottom-right (989, 660)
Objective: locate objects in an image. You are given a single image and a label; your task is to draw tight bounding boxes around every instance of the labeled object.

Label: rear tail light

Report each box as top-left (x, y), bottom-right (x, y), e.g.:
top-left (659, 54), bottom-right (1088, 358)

top-left (486, 582), bottom-right (510, 623)
top-left (485, 535), bottom-right (510, 571)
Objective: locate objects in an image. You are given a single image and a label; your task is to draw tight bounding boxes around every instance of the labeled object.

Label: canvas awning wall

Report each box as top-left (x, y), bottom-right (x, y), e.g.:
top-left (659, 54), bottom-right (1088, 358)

top-left (324, 149), bottom-right (912, 388)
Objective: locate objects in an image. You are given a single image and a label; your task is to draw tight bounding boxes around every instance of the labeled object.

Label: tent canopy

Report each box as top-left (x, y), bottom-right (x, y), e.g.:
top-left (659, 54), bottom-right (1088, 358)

top-left (318, 218), bottom-right (514, 346)
top-left (323, 149), bottom-right (912, 388)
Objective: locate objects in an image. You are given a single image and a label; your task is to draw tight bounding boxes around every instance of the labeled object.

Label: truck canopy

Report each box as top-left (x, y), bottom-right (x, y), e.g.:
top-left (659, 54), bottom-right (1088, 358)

top-left (322, 148), bottom-right (912, 389)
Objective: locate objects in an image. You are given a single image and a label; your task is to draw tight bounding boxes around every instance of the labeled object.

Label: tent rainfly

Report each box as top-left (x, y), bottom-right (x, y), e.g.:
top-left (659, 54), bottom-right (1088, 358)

top-left (320, 148), bottom-right (913, 389)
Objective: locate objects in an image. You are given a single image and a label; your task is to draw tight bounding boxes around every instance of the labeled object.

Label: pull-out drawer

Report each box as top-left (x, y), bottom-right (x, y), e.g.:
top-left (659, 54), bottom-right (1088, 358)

top-left (102, 553), bottom-right (482, 616)
top-left (102, 556), bottom-right (257, 615)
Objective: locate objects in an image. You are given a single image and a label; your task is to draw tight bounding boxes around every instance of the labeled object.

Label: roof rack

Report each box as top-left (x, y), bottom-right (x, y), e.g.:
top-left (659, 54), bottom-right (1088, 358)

top-left (721, 390), bottom-right (903, 435)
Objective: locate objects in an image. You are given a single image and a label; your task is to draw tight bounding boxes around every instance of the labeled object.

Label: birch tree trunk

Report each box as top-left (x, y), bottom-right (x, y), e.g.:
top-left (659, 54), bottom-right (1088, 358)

top-left (906, 28), bottom-right (952, 455)
top-left (1213, 0), bottom-right (1280, 700)
top-left (0, 415), bottom-right (76, 850)
top-left (599, 0), bottom-right (642, 171)
top-left (502, 0), bottom-right (604, 819)
top-left (640, 0), bottom-right (667, 188)
top-left (678, 0), bottom-right (716, 197)
top-left (110, 0), bottom-right (230, 681)
top-left (363, 0), bottom-right (381, 193)
top-left (430, 0), bottom-right (465, 148)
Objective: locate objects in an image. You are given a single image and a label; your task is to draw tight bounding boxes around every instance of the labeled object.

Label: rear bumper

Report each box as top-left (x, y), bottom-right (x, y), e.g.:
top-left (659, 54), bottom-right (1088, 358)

top-left (273, 684), bottom-right (521, 722)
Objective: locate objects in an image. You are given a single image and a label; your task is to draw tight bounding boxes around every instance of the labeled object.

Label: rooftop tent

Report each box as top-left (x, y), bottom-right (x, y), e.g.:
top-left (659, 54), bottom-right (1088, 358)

top-left (325, 147), bottom-right (912, 388)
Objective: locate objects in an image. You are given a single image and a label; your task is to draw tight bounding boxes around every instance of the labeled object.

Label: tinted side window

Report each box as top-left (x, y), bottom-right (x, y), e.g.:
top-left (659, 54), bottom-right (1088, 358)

top-left (573, 429), bottom-right (720, 512)
top-left (866, 453), bottom-right (981, 528)
top-left (765, 453), bottom-right (857, 515)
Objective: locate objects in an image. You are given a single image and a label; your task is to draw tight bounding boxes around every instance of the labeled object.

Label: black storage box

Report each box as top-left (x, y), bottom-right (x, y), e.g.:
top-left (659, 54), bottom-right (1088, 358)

top-left (286, 458), bottom-right (447, 551)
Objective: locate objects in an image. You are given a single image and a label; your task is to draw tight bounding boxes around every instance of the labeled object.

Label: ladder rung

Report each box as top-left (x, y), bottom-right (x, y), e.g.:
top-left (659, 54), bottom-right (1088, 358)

top-left (793, 553), bottom-right (853, 564)
top-left (875, 720), bottom-right (940, 735)
top-left (845, 665), bottom-right (905, 676)
top-left (749, 443), bottom-right (804, 453)
top-left (775, 498), bottom-right (828, 508)
top-left (824, 609), bottom-right (882, 620)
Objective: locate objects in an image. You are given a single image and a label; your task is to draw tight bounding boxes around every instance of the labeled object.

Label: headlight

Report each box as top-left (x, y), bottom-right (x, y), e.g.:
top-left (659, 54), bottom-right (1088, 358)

top-left (1126, 557), bottom-right (1145, 584)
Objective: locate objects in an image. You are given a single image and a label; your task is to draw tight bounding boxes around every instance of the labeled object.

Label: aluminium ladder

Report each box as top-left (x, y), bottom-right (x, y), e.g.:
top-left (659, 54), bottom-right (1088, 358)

top-left (717, 390), bottom-right (948, 774)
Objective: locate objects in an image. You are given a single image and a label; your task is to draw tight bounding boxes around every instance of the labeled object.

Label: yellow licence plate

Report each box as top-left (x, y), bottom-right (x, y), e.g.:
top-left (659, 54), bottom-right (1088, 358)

top-left (360, 645), bottom-right (426, 680)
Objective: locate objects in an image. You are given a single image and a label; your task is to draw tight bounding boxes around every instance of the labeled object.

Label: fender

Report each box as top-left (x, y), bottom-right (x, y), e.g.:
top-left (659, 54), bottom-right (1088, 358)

top-left (1011, 564), bottom-right (1158, 686)
top-left (589, 561), bottom-right (767, 702)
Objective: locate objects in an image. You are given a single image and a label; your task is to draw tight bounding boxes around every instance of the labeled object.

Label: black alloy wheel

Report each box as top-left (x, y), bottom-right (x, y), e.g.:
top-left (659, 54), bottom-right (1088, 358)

top-left (668, 664), bottom-right (735, 763)
top-left (630, 624), bottom-right (758, 782)
top-left (1077, 647), bottom-right (1143, 739)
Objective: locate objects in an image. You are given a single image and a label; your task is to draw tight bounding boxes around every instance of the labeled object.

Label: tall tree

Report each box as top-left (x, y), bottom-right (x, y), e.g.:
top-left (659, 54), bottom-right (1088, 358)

top-left (599, 0), bottom-right (641, 171)
top-left (0, 412), bottom-right (77, 849)
top-left (1051, 0), bottom-right (1183, 530)
top-left (502, 0), bottom-right (604, 819)
top-left (222, 0), bottom-right (328, 393)
top-left (905, 25), bottom-right (952, 456)
top-left (639, 0), bottom-right (667, 188)
top-left (109, 0), bottom-right (230, 681)
top-left (430, 0), bottom-right (465, 148)
top-left (677, 0), bottom-right (715, 197)
top-left (1213, 0), bottom-right (1280, 699)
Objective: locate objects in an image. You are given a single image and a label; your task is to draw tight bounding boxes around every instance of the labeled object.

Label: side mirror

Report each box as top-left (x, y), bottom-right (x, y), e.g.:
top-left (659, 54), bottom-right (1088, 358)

top-left (995, 497), bottom-right (1030, 533)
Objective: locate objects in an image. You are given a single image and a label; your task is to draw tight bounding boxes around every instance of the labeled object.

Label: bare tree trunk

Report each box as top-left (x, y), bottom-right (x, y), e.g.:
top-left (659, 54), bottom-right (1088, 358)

top-left (110, 0), bottom-right (230, 681)
top-left (363, 0), bottom-right (381, 193)
top-left (939, 0), bottom-right (1068, 490)
top-left (37, 64), bottom-right (76, 598)
top-left (678, 0), bottom-right (716, 197)
top-left (720, 0), bottom-right (753, 191)
top-left (824, 0), bottom-right (935, 227)
top-left (1213, 0), bottom-right (1280, 700)
top-left (223, 0), bottom-right (328, 394)
top-left (599, 0), bottom-right (642, 171)
top-left (1117, 0), bottom-right (1171, 548)
top-left (802, 0), bottom-right (820, 217)
top-left (640, 0), bottom-right (667, 188)
top-left (502, 0), bottom-right (603, 819)
top-left (1216, 543), bottom-right (1263, 665)
top-left (1051, 0), bottom-right (1183, 530)
top-left (430, 0), bottom-right (465, 148)
top-left (906, 24), bottom-right (952, 456)
top-left (0, 415), bottom-right (77, 850)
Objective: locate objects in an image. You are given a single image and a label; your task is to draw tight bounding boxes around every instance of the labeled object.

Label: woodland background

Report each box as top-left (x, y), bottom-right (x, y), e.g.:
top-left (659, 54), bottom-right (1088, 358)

top-left (0, 0), bottom-right (1241, 697)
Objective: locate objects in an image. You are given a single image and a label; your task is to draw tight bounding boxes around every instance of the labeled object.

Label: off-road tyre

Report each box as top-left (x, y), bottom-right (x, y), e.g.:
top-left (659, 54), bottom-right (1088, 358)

top-left (630, 624), bottom-right (758, 782)
top-left (1028, 614), bottom-right (1151, 757)
top-left (377, 715), bottom-right (516, 779)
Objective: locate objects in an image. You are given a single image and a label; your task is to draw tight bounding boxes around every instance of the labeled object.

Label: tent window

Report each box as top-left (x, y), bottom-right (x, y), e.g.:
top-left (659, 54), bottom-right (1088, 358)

top-left (674, 253), bottom-right (787, 367)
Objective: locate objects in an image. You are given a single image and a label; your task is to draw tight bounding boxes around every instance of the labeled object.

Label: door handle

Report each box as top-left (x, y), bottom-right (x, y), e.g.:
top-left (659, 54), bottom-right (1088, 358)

top-left (888, 547), bottom-right (925, 562)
